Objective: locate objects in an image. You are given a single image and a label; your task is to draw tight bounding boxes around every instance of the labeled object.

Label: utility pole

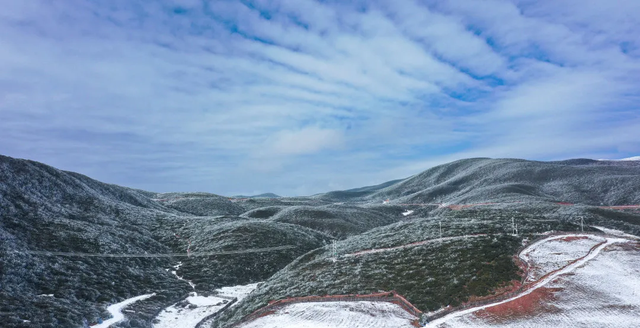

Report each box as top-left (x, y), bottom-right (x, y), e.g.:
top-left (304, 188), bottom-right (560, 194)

top-left (579, 216), bottom-right (584, 232)
top-left (439, 221), bottom-right (443, 239)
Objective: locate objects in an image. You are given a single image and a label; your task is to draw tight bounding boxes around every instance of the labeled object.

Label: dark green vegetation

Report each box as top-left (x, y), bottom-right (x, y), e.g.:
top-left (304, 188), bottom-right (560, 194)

top-left (157, 219), bottom-right (328, 291)
top-left (213, 211), bottom-right (587, 327)
top-left (220, 235), bottom-right (521, 318)
top-left (240, 206), bottom-right (285, 219)
top-left (270, 205), bottom-right (398, 239)
top-left (161, 194), bottom-right (245, 216)
top-left (1, 154), bottom-right (640, 328)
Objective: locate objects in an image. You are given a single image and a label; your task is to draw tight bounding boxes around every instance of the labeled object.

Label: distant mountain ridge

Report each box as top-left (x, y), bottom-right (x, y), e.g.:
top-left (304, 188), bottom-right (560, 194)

top-left (597, 156), bottom-right (640, 161)
top-left (232, 193), bottom-right (281, 199)
top-left (316, 157), bottom-right (640, 206)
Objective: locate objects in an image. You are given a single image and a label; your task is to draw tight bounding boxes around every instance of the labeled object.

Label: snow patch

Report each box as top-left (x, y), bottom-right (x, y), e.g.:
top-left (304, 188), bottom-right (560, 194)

top-left (598, 156), bottom-right (640, 161)
top-left (237, 301), bottom-right (417, 328)
top-left (215, 283), bottom-right (261, 303)
top-left (92, 293), bottom-right (155, 328)
top-left (519, 235), bottom-right (604, 282)
top-left (153, 282), bottom-right (260, 328)
top-left (153, 295), bottom-right (229, 328)
top-left (170, 261), bottom-right (196, 290)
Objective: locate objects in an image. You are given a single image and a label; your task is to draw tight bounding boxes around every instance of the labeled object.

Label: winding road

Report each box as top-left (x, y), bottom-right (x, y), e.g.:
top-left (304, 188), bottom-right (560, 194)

top-left (10, 245), bottom-right (296, 258)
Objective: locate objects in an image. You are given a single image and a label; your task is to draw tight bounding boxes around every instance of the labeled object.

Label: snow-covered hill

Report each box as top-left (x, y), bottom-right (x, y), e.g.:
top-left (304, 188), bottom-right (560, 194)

top-left (598, 156), bottom-right (640, 161)
top-left (237, 301), bottom-right (417, 328)
top-left (317, 158), bottom-right (640, 206)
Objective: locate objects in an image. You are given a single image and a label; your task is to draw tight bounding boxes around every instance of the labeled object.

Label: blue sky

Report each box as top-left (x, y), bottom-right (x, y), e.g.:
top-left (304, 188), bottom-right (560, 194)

top-left (1, 0), bottom-right (639, 196)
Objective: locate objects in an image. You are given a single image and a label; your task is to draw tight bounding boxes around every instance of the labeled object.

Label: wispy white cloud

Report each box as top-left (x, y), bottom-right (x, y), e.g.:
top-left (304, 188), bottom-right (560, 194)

top-left (263, 127), bottom-right (345, 156)
top-left (0, 0), bottom-right (638, 195)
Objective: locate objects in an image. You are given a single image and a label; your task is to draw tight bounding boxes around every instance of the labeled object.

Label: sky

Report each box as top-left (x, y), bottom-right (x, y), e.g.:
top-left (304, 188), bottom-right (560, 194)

top-left (1, 0), bottom-right (639, 196)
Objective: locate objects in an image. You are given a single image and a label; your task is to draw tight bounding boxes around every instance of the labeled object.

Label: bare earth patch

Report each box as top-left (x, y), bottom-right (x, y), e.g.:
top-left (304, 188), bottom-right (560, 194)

top-left (474, 287), bottom-right (562, 323)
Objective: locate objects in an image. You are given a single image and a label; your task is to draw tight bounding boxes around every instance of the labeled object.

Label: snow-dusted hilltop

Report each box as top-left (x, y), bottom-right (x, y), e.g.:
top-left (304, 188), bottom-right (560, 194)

top-left (598, 156), bottom-right (640, 161)
top-left (316, 157), bottom-right (640, 206)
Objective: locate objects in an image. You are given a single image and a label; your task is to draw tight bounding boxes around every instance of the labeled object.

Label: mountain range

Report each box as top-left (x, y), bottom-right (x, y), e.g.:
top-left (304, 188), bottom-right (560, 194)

top-left (1, 154), bottom-right (639, 327)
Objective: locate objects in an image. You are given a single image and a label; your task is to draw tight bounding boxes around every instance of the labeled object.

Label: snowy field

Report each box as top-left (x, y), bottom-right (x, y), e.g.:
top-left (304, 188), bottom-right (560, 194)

top-left (237, 301), bottom-right (418, 328)
top-left (153, 283), bottom-right (259, 328)
top-left (429, 235), bottom-right (640, 327)
top-left (519, 235), bottom-right (605, 282)
top-left (92, 293), bottom-right (155, 328)
top-left (215, 283), bottom-right (261, 302)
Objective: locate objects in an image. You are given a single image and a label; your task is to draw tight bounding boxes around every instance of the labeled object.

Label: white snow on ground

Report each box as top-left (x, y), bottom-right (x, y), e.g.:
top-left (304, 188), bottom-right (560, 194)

top-left (597, 156), bottom-right (640, 161)
top-left (169, 261), bottom-right (196, 289)
top-left (153, 283), bottom-right (260, 328)
top-left (402, 210), bottom-right (414, 216)
top-left (435, 238), bottom-right (640, 328)
top-left (92, 293), bottom-right (155, 328)
top-left (427, 235), bottom-right (634, 327)
top-left (519, 235), bottom-right (604, 282)
top-left (237, 301), bottom-right (417, 328)
top-left (215, 283), bottom-right (261, 303)
top-left (153, 294), bottom-right (229, 328)
top-left (187, 294), bottom-right (228, 307)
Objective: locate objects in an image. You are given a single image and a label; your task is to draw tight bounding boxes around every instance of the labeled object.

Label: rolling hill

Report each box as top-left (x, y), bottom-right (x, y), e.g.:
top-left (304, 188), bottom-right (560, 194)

top-left (318, 158), bottom-right (640, 206)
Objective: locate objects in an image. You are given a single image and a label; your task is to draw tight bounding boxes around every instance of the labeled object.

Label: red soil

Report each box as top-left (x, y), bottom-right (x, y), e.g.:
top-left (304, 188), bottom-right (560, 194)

top-left (559, 236), bottom-right (589, 242)
top-left (252, 309), bottom-right (277, 319)
top-left (474, 287), bottom-right (563, 323)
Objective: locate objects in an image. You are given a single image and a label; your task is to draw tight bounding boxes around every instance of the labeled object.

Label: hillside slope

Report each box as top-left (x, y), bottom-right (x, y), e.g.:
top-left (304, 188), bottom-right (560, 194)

top-left (319, 158), bottom-right (640, 206)
top-left (0, 156), bottom-right (331, 327)
top-left (0, 155), bottom-right (190, 327)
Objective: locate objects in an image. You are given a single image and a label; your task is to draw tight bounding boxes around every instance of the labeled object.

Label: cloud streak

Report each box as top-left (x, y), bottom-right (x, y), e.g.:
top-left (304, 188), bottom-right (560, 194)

top-left (0, 0), bottom-right (639, 195)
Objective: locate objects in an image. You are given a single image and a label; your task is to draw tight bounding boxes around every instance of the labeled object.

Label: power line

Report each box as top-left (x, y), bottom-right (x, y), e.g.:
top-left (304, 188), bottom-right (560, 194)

top-left (9, 245), bottom-right (296, 258)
